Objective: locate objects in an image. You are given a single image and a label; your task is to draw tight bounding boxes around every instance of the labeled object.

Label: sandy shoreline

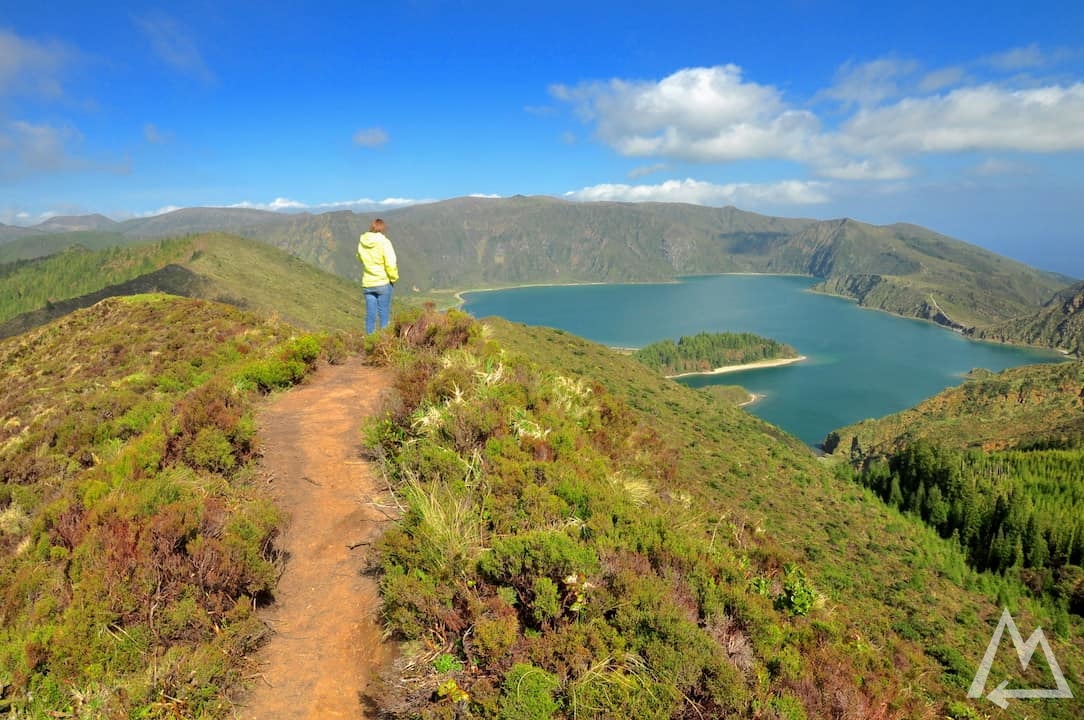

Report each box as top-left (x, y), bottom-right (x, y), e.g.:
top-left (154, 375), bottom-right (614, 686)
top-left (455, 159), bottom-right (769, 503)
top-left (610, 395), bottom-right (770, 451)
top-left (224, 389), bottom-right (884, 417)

top-left (738, 392), bottom-right (765, 407)
top-left (452, 279), bottom-right (682, 307)
top-left (666, 355), bottom-right (807, 379)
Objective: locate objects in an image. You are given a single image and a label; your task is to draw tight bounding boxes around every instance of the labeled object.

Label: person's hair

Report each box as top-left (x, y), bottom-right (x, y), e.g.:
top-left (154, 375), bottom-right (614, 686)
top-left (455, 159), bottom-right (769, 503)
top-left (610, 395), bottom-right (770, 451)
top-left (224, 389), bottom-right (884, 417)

top-left (369, 218), bottom-right (386, 233)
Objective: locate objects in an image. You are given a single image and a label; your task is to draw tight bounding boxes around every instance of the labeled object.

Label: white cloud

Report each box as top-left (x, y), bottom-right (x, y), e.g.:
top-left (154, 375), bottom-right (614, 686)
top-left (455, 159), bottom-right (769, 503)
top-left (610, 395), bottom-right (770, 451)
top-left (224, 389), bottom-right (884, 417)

top-left (228, 198), bottom-right (305, 211)
top-left (551, 66), bottom-right (819, 163)
top-left (318, 196), bottom-right (425, 209)
top-left (468, 193), bottom-right (503, 198)
top-left (628, 163), bottom-right (668, 179)
top-left (0, 120), bottom-right (84, 178)
top-left (0, 28), bottom-right (72, 98)
top-left (985, 44), bottom-right (1046, 71)
top-left (265, 197), bottom-right (307, 210)
top-left (820, 57), bottom-right (919, 108)
top-left (142, 205), bottom-right (183, 217)
top-left (135, 12), bottom-right (215, 83)
top-left (919, 66), bottom-right (967, 93)
top-left (0, 208), bottom-right (36, 226)
top-left (840, 83), bottom-right (1084, 154)
top-left (353, 127), bottom-right (389, 147)
top-left (816, 158), bottom-right (913, 180)
top-left (968, 158), bottom-right (1033, 176)
top-left (227, 196), bottom-right (431, 213)
top-left (553, 59), bottom-right (1084, 194)
top-left (564, 178), bottom-right (830, 207)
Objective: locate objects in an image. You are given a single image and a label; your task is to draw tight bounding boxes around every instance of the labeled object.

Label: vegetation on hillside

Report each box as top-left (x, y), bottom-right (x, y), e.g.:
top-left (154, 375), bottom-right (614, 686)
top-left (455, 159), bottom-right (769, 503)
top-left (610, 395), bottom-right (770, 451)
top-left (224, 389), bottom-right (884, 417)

top-left (0, 234), bottom-right (372, 338)
top-left (0, 295), bottom-right (354, 718)
top-left (361, 306), bottom-right (1083, 719)
top-left (857, 442), bottom-right (1084, 613)
top-left (971, 281), bottom-right (1084, 356)
top-left (0, 241), bottom-right (191, 322)
top-left (825, 361), bottom-right (1084, 625)
top-left (634, 331), bottom-right (798, 376)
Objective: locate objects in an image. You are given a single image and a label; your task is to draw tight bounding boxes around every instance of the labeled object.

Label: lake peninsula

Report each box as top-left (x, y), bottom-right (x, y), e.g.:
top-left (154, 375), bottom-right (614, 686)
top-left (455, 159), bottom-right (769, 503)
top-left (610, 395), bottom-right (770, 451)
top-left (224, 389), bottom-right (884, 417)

top-left (633, 331), bottom-right (803, 378)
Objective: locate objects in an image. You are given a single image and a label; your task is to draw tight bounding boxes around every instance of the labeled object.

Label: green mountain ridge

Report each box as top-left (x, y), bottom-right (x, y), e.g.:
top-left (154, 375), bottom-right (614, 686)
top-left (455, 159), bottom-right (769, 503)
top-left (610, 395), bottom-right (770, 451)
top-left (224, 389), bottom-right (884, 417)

top-left (1, 197), bottom-right (1076, 352)
top-left (0, 234), bottom-right (366, 338)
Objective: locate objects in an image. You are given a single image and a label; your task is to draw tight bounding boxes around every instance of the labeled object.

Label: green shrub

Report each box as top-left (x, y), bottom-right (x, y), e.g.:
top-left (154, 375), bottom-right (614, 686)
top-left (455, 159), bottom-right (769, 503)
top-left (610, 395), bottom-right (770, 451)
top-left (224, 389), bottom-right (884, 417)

top-left (530, 576), bottom-right (561, 626)
top-left (234, 357), bottom-right (307, 392)
top-left (775, 564), bottom-right (818, 617)
top-left (479, 530), bottom-right (599, 590)
top-left (184, 426), bottom-right (236, 473)
top-left (567, 655), bottom-right (675, 719)
top-left (770, 693), bottom-right (809, 720)
top-left (472, 612), bottom-right (519, 665)
top-left (498, 663), bottom-right (561, 720)
top-left (432, 652), bottom-right (463, 674)
top-left (944, 700), bottom-right (984, 720)
top-left (282, 334), bottom-right (322, 367)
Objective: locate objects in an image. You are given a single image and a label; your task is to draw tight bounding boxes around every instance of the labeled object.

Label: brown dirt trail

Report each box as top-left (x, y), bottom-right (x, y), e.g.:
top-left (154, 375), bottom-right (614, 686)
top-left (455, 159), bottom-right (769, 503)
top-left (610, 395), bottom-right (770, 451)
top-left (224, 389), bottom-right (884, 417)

top-left (235, 357), bottom-right (394, 719)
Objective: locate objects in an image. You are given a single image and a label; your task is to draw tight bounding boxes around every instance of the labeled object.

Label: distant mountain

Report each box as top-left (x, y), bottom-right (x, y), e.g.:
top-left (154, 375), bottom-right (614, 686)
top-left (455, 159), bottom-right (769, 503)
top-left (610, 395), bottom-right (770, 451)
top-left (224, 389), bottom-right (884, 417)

top-left (1, 214), bottom-right (116, 245)
top-left (970, 280), bottom-right (1084, 356)
top-left (0, 222), bottom-right (40, 244)
top-left (1, 197), bottom-right (1075, 338)
top-left (117, 206), bottom-right (284, 237)
top-left (35, 213), bottom-right (118, 232)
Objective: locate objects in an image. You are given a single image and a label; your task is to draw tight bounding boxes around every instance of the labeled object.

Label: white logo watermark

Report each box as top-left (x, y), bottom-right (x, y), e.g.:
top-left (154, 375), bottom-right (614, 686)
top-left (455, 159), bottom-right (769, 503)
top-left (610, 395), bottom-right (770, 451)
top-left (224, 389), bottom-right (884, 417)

top-left (968, 608), bottom-right (1074, 709)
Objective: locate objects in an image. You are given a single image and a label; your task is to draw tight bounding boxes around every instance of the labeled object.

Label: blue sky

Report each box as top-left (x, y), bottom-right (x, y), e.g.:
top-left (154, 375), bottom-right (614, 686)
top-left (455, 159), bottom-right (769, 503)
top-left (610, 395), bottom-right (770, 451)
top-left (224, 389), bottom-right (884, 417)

top-left (3, 1), bottom-right (1083, 275)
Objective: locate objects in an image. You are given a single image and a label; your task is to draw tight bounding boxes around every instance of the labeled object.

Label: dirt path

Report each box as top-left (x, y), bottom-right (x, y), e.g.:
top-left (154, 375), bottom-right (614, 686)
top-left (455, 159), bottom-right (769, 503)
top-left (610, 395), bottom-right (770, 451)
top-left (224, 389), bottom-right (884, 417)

top-left (236, 357), bottom-right (395, 720)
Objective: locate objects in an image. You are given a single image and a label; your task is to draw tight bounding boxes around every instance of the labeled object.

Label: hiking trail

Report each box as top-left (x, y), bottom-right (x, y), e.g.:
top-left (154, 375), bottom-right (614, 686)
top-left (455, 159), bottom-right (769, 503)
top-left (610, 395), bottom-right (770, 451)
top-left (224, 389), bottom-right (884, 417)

top-left (236, 357), bottom-right (395, 719)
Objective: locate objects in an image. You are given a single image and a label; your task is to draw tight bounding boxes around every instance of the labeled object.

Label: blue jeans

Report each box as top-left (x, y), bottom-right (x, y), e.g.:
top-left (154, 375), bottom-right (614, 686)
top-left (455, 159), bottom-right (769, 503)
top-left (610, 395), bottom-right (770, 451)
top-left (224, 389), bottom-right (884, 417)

top-left (363, 283), bottom-right (393, 333)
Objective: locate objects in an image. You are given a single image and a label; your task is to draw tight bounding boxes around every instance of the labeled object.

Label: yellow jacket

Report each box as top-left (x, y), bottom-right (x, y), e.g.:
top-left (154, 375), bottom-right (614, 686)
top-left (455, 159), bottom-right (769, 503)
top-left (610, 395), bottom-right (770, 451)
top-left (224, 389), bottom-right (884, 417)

top-left (357, 231), bottom-right (399, 287)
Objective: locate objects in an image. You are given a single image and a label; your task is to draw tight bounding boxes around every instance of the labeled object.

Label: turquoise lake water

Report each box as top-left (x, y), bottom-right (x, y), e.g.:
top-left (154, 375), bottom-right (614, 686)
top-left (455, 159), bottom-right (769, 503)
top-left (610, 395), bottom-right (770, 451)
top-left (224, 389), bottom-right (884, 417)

top-left (461, 275), bottom-right (1065, 446)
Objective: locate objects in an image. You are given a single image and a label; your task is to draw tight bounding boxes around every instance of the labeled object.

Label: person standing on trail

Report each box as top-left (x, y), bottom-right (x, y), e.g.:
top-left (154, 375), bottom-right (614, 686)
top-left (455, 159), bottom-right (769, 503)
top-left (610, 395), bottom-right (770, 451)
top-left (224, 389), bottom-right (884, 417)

top-left (357, 218), bottom-right (399, 333)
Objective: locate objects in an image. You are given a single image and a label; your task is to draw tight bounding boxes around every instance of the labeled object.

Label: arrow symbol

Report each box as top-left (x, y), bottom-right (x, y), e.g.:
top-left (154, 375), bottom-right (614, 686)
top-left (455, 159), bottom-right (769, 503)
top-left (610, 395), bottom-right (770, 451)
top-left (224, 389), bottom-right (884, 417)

top-left (969, 609), bottom-right (1075, 708)
top-left (987, 680), bottom-right (1011, 709)
top-left (986, 678), bottom-right (1074, 709)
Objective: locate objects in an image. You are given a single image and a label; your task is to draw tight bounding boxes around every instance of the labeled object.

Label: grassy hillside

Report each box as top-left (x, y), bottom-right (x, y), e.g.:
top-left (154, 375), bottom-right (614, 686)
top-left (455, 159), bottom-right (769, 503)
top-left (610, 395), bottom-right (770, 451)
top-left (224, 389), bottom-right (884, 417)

top-left (0, 295), bottom-right (353, 717)
top-left (825, 360), bottom-right (1084, 457)
top-left (971, 281), bottom-right (1084, 356)
top-left (0, 234), bottom-right (369, 338)
top-left (360, 306), bottom-right (1082, 719)
top-left (4, 199), bottom-right (1073, 345)
top-left (824, 360), bottom-right (1084, 628)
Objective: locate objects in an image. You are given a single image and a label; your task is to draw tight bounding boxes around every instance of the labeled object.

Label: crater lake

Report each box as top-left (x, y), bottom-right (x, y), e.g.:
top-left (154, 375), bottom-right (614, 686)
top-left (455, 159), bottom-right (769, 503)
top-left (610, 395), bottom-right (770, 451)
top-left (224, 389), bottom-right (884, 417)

top-left (461, 275), bottom-right (1066, 445)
